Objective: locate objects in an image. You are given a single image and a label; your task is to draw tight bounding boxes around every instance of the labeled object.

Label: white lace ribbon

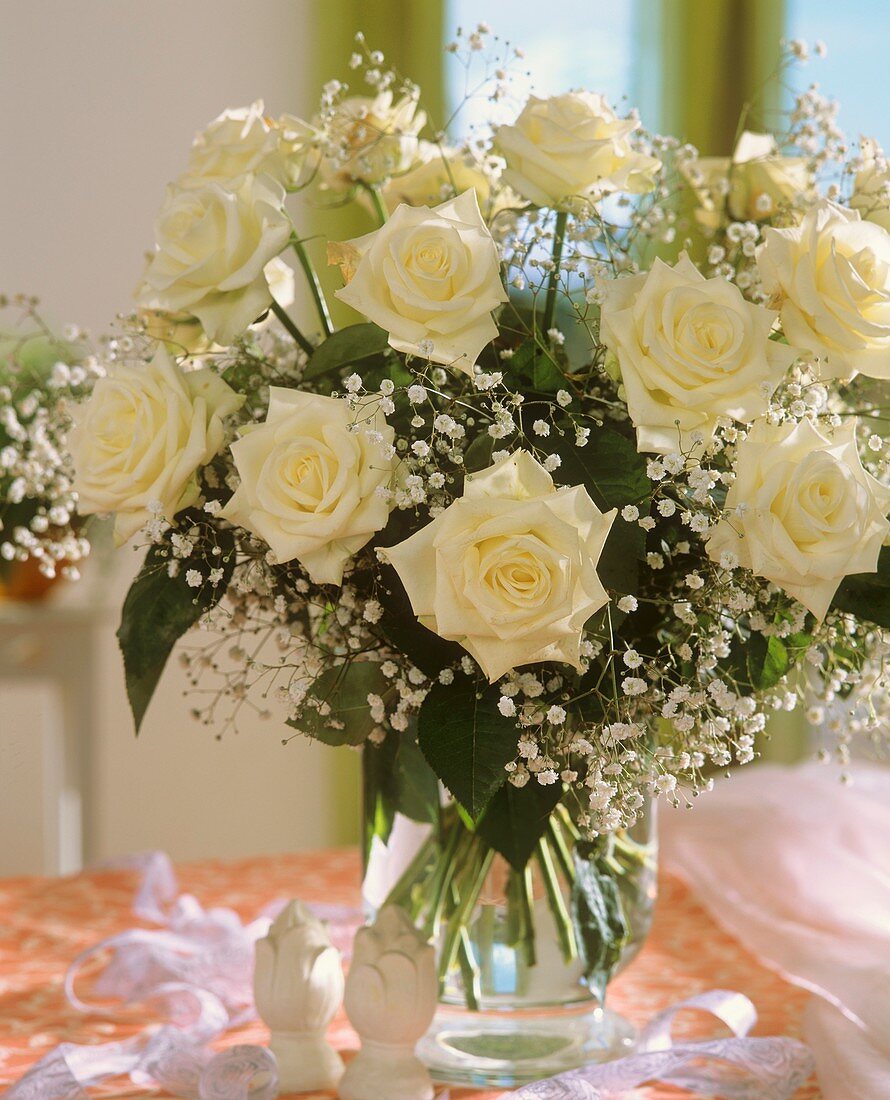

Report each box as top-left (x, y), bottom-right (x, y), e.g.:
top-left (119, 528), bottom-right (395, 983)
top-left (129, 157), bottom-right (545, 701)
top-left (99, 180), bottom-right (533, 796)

top-left (509, 989), bottom-right (814, 1099)
top-left (5, 852), bottom-right (357, 1100)
top-left (4, 852), bottom-right (813, 1099)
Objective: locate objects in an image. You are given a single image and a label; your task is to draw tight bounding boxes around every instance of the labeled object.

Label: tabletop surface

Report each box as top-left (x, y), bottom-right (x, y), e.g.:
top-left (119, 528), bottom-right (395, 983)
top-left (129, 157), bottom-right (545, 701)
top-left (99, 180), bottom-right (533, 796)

top-left (0, 848), bottom-right (820, 1098)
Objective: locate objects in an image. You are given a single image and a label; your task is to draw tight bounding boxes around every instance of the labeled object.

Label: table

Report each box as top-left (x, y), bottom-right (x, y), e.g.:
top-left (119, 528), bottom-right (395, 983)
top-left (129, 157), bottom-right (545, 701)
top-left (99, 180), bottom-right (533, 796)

top-left (0, 601), bottom-right (106, 874)
top-left (0, 850), bottom-right (820, 1098)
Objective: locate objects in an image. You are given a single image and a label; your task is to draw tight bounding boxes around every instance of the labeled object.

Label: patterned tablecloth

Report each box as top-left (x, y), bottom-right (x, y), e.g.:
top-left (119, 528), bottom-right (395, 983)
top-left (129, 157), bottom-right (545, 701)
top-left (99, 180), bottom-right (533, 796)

top-left (0, 849), bottom-right (820, 1098)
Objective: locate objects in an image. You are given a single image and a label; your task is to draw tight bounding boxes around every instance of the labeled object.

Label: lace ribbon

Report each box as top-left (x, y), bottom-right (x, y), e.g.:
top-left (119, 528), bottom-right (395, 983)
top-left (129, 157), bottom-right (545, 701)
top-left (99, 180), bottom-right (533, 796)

top-left (4, 853), bottom-right (813, 1099)
top-left (510, 989), bottom-right (814, 1099)
top-left (4, 852), bottom-right (357, 1100)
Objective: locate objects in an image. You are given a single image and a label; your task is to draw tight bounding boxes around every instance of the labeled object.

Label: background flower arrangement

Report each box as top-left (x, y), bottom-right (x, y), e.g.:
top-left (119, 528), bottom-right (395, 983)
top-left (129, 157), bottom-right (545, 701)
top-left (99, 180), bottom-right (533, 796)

top-left (65, 23), bottom-right (889, 1034)
top-left (0, 297), bottom-right (98, 599)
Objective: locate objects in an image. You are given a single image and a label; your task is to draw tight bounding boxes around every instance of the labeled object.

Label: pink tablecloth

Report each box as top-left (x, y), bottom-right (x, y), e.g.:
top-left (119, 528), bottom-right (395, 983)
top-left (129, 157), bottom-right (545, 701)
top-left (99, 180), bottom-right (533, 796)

top-left (0, 849), bottom-right (819, 1097)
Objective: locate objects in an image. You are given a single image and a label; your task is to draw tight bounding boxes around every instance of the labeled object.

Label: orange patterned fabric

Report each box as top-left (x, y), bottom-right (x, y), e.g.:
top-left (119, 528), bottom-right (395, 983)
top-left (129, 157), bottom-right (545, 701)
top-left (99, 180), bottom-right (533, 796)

top-left (0, 850), bottom-right (819, 1098)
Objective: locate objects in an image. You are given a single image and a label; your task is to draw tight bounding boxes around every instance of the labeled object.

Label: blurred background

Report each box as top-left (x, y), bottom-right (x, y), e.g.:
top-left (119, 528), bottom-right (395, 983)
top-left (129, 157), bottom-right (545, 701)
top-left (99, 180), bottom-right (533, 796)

top-left (1, 0), bottom-right (887, 876)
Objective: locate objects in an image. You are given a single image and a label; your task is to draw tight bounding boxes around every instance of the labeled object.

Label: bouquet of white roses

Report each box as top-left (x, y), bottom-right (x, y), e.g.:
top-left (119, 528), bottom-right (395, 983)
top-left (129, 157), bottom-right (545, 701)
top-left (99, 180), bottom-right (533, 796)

top-left (67, 26), bottom-right (889, 1055)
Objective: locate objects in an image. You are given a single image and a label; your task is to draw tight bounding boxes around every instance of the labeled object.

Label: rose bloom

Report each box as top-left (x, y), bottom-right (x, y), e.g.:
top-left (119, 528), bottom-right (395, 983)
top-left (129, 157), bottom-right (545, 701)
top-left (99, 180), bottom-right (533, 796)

top-left (706, 418), bottom-right (890, 620)
top-left (181, 100), bottom-right (319, 191)
top-left (137, 174), bottom-right (292, 347)
top-left (318, 91), bottom-right (425, 191)
top-left (139, 256), bottom-right (295, 356)
top-left (221, 388), bottom-right (395, 585)
top-left (757, 201), bottom-right (890, 380)
top-left (69, 345), bottom-right (242, 544)
top-left (682, 131), bottom-right (811, 228)
top-left (494, 91), bottom-right (660, 209)
top-left (379, 140), bottom-right (502, 219)
top-left (333, 189), bottom-right (508, 374)
top-left (599, 254), bottom-right (798, 453)
top-left (381, 450), bottom-right (615, 682)
top-left (850, 137), bottom-right (890, 233)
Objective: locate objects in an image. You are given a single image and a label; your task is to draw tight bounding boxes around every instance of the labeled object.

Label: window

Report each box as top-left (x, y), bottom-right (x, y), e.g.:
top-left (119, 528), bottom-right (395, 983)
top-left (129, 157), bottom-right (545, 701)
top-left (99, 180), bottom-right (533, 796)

top-left (787, 0), bottom-right (889, 145)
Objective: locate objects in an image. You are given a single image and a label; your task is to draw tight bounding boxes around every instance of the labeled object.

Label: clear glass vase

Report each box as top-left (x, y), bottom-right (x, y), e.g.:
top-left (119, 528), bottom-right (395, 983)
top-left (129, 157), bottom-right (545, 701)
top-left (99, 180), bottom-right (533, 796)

top-left (362, 730), bottom-right (658, 1089)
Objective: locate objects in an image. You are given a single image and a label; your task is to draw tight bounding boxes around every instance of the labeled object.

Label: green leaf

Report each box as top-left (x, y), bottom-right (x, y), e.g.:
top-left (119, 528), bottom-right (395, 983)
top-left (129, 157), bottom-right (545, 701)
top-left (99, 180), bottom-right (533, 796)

top-left (596, 515), bottom-right (646, 597)
top-left (748, 634), bottom-right (791, 691)
top-left (832, 546), bottom-right (890, 629)
top-left (288, 661), bottom-right (390, 746)
top-left (571, 840), bottom-right (630, 1003)
top-left (362, 722), bottom-right (439, 858)
top-left (417, 679), bottom-right (519, 820)
top-left (476, 780), bottom-right (563, 871)
top-left (548, 426), bottom-right (650, 511)
top-left (301, 323), bottom-right (390, 382)
top-left (117, 526), bottom-right (235, 733)
top-left (506, 340), bottom-right (567, 394)
top-left (463, 433), bottom-right (496, 474)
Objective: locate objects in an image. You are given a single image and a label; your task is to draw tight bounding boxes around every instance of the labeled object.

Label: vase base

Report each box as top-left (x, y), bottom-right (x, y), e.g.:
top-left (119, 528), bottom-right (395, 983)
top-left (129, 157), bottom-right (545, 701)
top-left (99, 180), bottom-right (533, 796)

top-left (416, 1003), bottom-right (636, 1088)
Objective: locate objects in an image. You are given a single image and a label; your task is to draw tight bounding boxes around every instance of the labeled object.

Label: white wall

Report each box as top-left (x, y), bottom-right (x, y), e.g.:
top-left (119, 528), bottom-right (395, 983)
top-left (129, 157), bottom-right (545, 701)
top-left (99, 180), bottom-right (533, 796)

top-left (0, 0), bottom-right (360, 874)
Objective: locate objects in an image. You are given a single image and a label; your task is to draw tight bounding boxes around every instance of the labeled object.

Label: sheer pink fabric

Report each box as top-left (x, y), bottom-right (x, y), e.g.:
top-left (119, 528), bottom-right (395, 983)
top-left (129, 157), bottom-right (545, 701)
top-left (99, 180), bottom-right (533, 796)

top-left (661, 763), bottom-right (890, 1100)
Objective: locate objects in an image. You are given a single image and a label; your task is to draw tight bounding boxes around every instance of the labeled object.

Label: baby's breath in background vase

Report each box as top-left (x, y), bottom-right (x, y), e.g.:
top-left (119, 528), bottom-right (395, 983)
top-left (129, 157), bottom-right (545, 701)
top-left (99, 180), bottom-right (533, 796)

top-left (362, 729), bottom-right (657, 1089)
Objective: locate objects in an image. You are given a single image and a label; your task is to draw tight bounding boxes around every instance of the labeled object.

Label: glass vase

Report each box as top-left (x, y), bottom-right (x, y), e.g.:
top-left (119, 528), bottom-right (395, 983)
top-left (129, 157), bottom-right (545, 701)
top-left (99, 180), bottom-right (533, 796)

top-left (362, 729), bottom-right (657, 1090)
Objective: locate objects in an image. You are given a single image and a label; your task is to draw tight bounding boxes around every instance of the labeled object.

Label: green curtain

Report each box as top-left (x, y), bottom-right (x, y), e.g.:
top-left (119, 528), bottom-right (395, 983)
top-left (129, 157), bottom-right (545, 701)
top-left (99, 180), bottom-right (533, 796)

top-left (300, 0), bottom-right (447, 332)
top-left (638, 0), bottom-right (786, 154)
top-left (303, 1), bottom-right (447, 843)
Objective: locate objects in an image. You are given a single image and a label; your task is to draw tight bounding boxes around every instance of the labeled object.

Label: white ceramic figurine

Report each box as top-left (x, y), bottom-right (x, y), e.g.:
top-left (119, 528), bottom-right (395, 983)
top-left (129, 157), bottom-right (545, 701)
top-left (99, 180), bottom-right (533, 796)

top-left (339, 905), bottom-right (437, 1100)
top-left (253, 899), bottom-right (345, 1092)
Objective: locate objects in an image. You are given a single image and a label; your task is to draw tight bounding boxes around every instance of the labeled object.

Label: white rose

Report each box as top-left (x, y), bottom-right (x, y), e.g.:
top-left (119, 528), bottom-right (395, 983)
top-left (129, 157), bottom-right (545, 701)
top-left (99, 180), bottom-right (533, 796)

top-left (682, 131), bottom-right (811, 228)
top-left (139, 258), bottom-right (294, 355)
top-left (599, 253), bottom-right (798, 453)
top-left (333, 189), bottom-right (508, 375)
top-left (69, 345), bottom-right (243, 544)
top-left (381, 451), bottom-right (615, 682)
top-left (220, 388), bottom-right (395, 585)
top-left (851, 138), bottom-right (890, 233)
top-left (757, 201), bottom-right (890, 380)
top-left (137, 174), bottom-right (292, 346)
top-left (706, 418), bottom-right (890, 620)
top-left (182, 101), bottom-right (319, 190)
top-left (318, 91), bottom-right (425, 191)
top-left (379, 141), bottom-right (502, 218)
top-left (494, 92), bottom-right (660, 209)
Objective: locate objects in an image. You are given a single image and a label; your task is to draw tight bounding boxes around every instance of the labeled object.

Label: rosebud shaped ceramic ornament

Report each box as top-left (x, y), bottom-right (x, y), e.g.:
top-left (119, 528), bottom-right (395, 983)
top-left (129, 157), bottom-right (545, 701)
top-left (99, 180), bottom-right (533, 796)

top-left (253, 899), bottom-right (345, 1092)
top-left (339, 905), bottom-right (437, 1100)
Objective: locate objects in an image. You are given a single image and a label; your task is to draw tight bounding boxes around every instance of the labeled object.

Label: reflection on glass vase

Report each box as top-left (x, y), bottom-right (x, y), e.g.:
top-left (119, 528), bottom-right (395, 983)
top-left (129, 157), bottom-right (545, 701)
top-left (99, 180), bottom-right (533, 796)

top-left (362, 730), bottom-right (658, 1090)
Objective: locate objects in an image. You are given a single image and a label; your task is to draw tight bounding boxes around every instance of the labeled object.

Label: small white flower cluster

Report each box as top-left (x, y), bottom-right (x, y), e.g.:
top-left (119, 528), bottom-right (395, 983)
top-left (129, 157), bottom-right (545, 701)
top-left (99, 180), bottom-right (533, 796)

top-left (0, 299), bottom-right (100, 581)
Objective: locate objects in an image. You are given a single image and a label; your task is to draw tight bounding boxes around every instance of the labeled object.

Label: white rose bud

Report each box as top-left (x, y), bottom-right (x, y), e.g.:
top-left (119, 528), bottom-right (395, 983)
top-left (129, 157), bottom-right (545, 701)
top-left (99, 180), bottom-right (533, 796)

top-left (683, 131), bottom-right (811, 228)
top-left (494, 92), bottom-right (661, 209)
top-left (334, 189), bottom-right (508, 375)
top-left (180, 100), bottom-right (320, 191)
top-left (339, 906), bottom-right (436, 1100)
top-left (706, 418), bottom-right (890, 620)
top-left (378, 140), bottom-right (504, 219)
top-left (220, 388), bottom-right (396, 585)
top-left (253, 900), bottom-right (345, 1092)
top-left (757, 201), bottom-right (890, 380)
top-left (69, 345), bottom-right (243, 544)
top-left (318, 91), bottom-right (425, 191)
top-left (381, 450), bottom-right (615, 682)
top-left (600, 253), bottom-right (799, 453)
top-left (137, 174), bottom-right (292, 346)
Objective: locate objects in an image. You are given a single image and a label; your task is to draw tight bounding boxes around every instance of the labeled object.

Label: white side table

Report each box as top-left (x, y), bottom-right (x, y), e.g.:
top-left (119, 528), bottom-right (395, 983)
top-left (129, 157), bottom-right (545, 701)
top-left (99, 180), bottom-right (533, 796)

top-left (0, 602), bottom-right (108, 874)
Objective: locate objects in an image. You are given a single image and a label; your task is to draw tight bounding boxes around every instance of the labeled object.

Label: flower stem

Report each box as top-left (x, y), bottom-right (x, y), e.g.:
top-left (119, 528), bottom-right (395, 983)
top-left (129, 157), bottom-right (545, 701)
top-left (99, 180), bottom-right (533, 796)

top-left (537, 837), bottom-right (577, 964)
top-left (270, 300), bottom-right (314, 356)
top-left (291, 236), bottom-right (333, 337)
top-left (363, 183), bottom-right (389, 227)
top-left (542, 210), bottom-right (568, 336)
